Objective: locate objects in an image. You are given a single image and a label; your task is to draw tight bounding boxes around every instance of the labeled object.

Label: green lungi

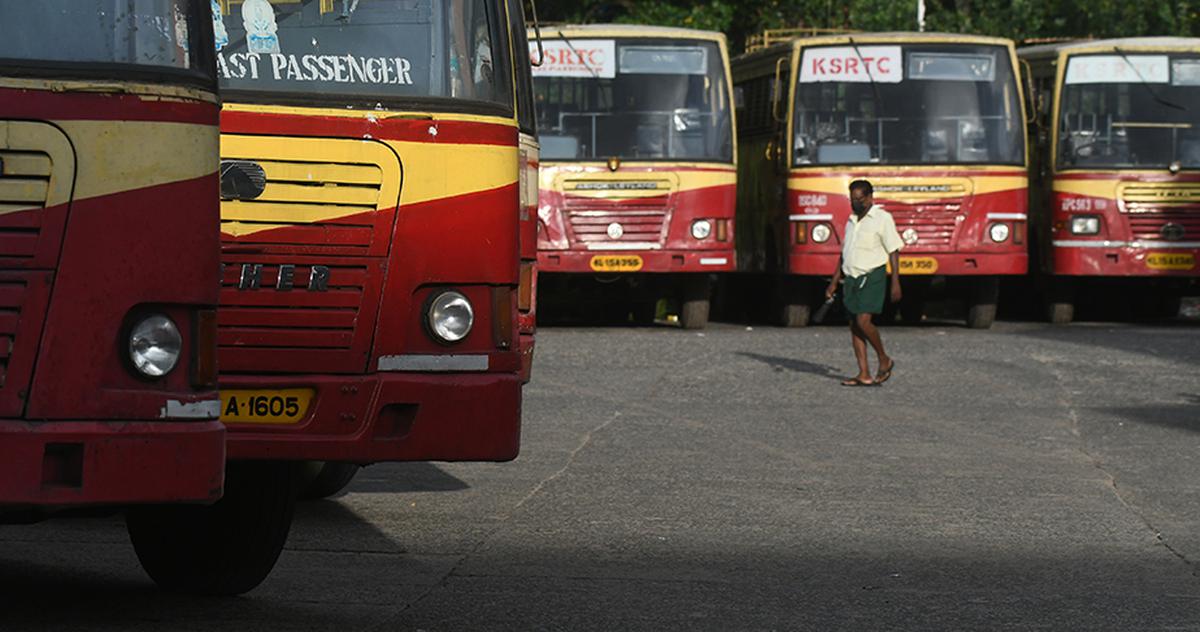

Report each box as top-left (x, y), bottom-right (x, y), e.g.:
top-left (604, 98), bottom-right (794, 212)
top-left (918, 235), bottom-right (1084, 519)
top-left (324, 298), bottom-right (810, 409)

top-left (843, 265), bottom-right (888, 315)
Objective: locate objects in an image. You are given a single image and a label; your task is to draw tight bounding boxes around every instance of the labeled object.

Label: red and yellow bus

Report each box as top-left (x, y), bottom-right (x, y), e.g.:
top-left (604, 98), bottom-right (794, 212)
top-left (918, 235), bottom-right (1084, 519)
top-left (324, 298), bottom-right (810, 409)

top-left (0, 0), bottom-right (224, 571)
top-left (126, 0), bottom-right (535, 594)
top-left (532, 25), bottom-right (736, 329)
top-left (734, 33), bottom-right (1029, 328)
top-left (1021, 38), bottom-right (1200, 323)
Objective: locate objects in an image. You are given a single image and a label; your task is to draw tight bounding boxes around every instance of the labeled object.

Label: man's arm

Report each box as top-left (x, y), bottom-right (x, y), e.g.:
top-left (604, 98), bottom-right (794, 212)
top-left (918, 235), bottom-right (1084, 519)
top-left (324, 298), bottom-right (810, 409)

top-left (888, 250), bottom-right (902, 303)
top-left (825, 255), bottom-right (844, 300)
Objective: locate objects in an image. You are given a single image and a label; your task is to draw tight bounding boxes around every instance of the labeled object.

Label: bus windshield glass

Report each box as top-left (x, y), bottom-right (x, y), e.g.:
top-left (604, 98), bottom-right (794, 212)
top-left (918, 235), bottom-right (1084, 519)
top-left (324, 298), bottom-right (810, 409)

top-left (793, 43), bottom-right (1024, 166)
top-left (0, 0), bottom-right (204, 72)
top-left (1058, 53), bottom-right (1200, 170)
top-left (532, 37), bottom-right (733, 162)
top-left (216, 0), bottom-right (511, 107)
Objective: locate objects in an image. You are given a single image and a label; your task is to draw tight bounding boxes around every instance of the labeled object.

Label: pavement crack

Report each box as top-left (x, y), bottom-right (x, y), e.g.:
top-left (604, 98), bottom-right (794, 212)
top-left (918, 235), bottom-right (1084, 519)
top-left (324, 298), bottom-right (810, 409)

top-left (373, 409), bottom-right (624, 627)
top-left (1033, 352), bottom-right (1200, 580)
top-left (510, 409), bottom-right (622, 512)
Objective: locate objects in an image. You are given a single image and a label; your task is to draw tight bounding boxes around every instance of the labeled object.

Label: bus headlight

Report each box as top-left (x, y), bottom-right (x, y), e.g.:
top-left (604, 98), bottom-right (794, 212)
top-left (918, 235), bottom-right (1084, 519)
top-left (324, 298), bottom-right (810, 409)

top-left (427, 291), bottom-right (474, 343)
top-left (128, 314), bottom-right (182, 377)
top-left (691, 220), bottom-right (712, 240)
top-left (811, 223), bottom-right (832, 243)
top-left (989, 223), bottom-right (1010, 243)
top-left (1070, 216), bottom-right (1101, 235)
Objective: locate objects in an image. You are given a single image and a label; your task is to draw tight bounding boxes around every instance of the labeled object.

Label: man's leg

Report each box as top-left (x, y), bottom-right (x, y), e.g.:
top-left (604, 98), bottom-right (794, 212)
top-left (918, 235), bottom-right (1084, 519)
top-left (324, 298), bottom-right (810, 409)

top-left (855, 312), bottom-right (892, 372)
top-left (847, 318), bottom-right (872, 383)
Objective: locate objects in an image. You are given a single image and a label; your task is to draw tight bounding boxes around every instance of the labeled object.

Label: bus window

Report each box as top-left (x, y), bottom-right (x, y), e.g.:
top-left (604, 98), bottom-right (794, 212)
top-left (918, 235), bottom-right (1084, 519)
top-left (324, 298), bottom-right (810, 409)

top-left (793, 44), bottom-right (1024, 166)
top-left (1057, 54), bottom-right (1200, 170)
top-left (216, 0), bottom-right (512, 107)
top-left (0, 0), bottom-right (209, 76)
top-left (533, 38), bottom-right (733, 161)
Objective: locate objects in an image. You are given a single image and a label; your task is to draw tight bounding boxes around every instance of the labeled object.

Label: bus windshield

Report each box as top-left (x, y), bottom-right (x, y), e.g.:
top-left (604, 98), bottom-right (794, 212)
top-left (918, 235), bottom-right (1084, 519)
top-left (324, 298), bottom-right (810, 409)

top-left (793, 43), bottom-right (1024, 166)
top-left (0, 0), bottom-right (205, 73)
top-left (1058, 53), bottom-right (1200, 170)
top-left (532, 37), bottom-right (733, 162)
top-left (216, 0), bottom-right (511, 107)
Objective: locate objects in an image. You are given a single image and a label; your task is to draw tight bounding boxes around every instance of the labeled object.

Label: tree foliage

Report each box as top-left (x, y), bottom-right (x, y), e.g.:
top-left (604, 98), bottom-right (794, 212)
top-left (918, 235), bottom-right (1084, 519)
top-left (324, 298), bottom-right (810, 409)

top-left (533, 0), bottom-right (1199, 52)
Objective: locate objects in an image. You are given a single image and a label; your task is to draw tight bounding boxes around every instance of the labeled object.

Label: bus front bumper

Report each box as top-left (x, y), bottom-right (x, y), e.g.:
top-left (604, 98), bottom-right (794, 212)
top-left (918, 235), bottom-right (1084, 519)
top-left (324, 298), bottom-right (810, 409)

top-left (0, 419), bottom-right (225, 507)
top-left (789, 252), bottom-right (1028, 276)
top-left (538, 248), bottom-right (735, 274)
top-left (223, 372), bottom-right (522, 463)
top-left (1051, 241), bottom-right (1200, 277)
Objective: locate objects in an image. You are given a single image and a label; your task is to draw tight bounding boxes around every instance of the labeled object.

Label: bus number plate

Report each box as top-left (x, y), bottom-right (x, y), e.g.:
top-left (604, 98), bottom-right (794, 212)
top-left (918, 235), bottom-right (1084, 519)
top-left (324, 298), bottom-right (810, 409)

top-left (590, 255), bottom-right (643, 272)
top-left (898, 257), bottom-right (939, 275)
top-left (1146, 253), bottom-right (1195, 270)
top-left (221, 389), bottom-right (314, 425)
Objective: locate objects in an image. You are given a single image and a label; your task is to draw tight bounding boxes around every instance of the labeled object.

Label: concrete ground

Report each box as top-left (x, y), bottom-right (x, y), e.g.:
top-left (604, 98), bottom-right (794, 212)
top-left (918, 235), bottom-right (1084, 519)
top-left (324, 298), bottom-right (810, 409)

top-left (1, 319), bottom-right (1199, 630)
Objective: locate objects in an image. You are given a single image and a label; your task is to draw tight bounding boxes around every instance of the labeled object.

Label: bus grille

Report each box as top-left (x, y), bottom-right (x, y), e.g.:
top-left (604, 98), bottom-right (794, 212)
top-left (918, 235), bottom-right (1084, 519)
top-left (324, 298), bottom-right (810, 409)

top-left (0, 278), bottom-right (21, 389)
top-left (1122, 185), bottom-right (1200, 241)
top-left (217, 261), bottom-right (382, 374)
top-left (220, 153), bottom-right (392, 256)
top-left (1127, 211), bottom-right (1200, 241)
top-left (566, 208), bottom-right (668, 246)
top-left (0, 150), bottom-right (51, 267)
top-left (218, 136), bottom-right (399, 374)
top-left (886, 201), bottom-right (963, 250)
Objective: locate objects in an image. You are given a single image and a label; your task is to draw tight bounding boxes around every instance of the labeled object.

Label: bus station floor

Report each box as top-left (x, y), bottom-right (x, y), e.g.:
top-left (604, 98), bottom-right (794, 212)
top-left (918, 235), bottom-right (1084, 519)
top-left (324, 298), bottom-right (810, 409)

top-left (2, 318), bottom-right (1199, 630)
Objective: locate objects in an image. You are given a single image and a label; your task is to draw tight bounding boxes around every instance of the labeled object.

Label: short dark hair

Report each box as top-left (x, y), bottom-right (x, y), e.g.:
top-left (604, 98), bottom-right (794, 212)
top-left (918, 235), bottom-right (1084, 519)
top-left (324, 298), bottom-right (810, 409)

top-left (849, 179), bottom-right (873, 197)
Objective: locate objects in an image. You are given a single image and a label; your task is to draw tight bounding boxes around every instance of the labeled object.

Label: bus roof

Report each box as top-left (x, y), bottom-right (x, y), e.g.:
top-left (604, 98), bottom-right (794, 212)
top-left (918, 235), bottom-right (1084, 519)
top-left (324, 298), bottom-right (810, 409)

top-left (531, 23), bottom-right (727, 44)
top-left (1019, 37), bottom-right (1200, 60)
top-left (792, 32), bottom-right (1015, 48)
top-left (733, 31), bottom-right (1016, 70)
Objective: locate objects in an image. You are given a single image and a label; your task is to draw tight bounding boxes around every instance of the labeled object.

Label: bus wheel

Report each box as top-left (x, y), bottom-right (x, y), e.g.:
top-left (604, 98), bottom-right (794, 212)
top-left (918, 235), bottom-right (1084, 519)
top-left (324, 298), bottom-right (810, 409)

top-left (966, 277), bottom-right (999, 329)
top-left (679, 275), bottom-right (710, 330)
top-left (1047, 301), bottom-right (1075, 325)
top-left (777, 276), bottom-right (811, 327)
top-left (1045, 279), bottom-right (1075, 324)
top-left (126, 461), bottom-right (298, 596)
top-left (781, 302), bottom-right (811, 327)
top-left (300, 462), bottom-right (360, 500)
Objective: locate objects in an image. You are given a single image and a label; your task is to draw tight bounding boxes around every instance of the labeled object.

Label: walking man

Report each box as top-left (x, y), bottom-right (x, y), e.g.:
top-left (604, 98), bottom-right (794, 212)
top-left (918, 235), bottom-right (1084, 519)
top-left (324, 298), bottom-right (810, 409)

top-left (825, 180), bottom-right (903, 386)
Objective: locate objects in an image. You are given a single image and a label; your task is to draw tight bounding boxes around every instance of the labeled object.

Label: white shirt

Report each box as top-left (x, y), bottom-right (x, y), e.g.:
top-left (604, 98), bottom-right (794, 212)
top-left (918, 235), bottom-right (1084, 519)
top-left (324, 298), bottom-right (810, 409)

top-left (842, 204), bottom-right (904, 278)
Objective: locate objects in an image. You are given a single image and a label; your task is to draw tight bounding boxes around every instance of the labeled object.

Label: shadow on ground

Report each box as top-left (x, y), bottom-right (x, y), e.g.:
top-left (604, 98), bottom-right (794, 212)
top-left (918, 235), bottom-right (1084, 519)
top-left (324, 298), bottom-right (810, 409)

top-left (1095, 394), bottom-right (1200, 435)
top-left (737, 351), bottom-right (843, 380)
top-left (343, 462), bottom-right (471, 495)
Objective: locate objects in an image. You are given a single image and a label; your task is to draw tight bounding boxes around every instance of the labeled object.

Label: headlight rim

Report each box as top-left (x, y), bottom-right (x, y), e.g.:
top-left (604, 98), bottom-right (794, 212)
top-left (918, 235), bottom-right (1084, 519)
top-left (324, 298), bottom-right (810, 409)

top-left (126, 313), bottom-right (183, 380)
top-left (691, 219), bottom-right (713, 240)
top-left (424, 289), bottom-right (475, 345)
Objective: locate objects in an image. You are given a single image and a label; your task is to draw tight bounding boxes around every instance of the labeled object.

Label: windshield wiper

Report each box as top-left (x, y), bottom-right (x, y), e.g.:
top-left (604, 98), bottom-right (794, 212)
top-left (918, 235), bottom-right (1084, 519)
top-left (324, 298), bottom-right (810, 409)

top-left (1114, 46), bottom-right (1186, 112)
top-left (556, 29), bottom-right (600, 79)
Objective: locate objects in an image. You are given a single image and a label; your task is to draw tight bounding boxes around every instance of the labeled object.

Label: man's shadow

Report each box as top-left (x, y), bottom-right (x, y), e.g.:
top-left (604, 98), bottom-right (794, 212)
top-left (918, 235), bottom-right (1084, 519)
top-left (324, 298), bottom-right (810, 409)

top-left (737, 352), bottom-right (842, 380)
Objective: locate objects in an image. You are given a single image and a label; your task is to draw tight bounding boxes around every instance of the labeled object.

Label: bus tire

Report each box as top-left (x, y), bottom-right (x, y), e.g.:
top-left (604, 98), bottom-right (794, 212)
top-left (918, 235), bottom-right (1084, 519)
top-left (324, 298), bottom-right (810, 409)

top-left (126, 461), bottom-right (298, 596)
top-left (966, 277), bottom-right (999, 329)
top-left (679, 275), bottom-right (710, 329)
top-left (680, 299), bottom-right (710, 329)
top-left (781, 302), bottom-right (811, 327)
top-left (300, 462), bottom-right (360, 500)
top-left (1047, 301), bottom-right (1075, 325)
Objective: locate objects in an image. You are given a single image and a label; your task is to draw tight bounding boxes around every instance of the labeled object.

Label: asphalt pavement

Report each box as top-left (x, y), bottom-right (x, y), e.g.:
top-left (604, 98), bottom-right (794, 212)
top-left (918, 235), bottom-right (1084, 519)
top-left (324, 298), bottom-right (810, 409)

top-left (1, 318), bottom-right (1199, 630)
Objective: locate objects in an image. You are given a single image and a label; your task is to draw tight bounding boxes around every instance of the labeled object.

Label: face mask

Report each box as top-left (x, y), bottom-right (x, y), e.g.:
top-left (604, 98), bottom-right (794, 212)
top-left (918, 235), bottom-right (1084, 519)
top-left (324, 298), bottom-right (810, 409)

top-left (851, 200), bottom-right (868, 214)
